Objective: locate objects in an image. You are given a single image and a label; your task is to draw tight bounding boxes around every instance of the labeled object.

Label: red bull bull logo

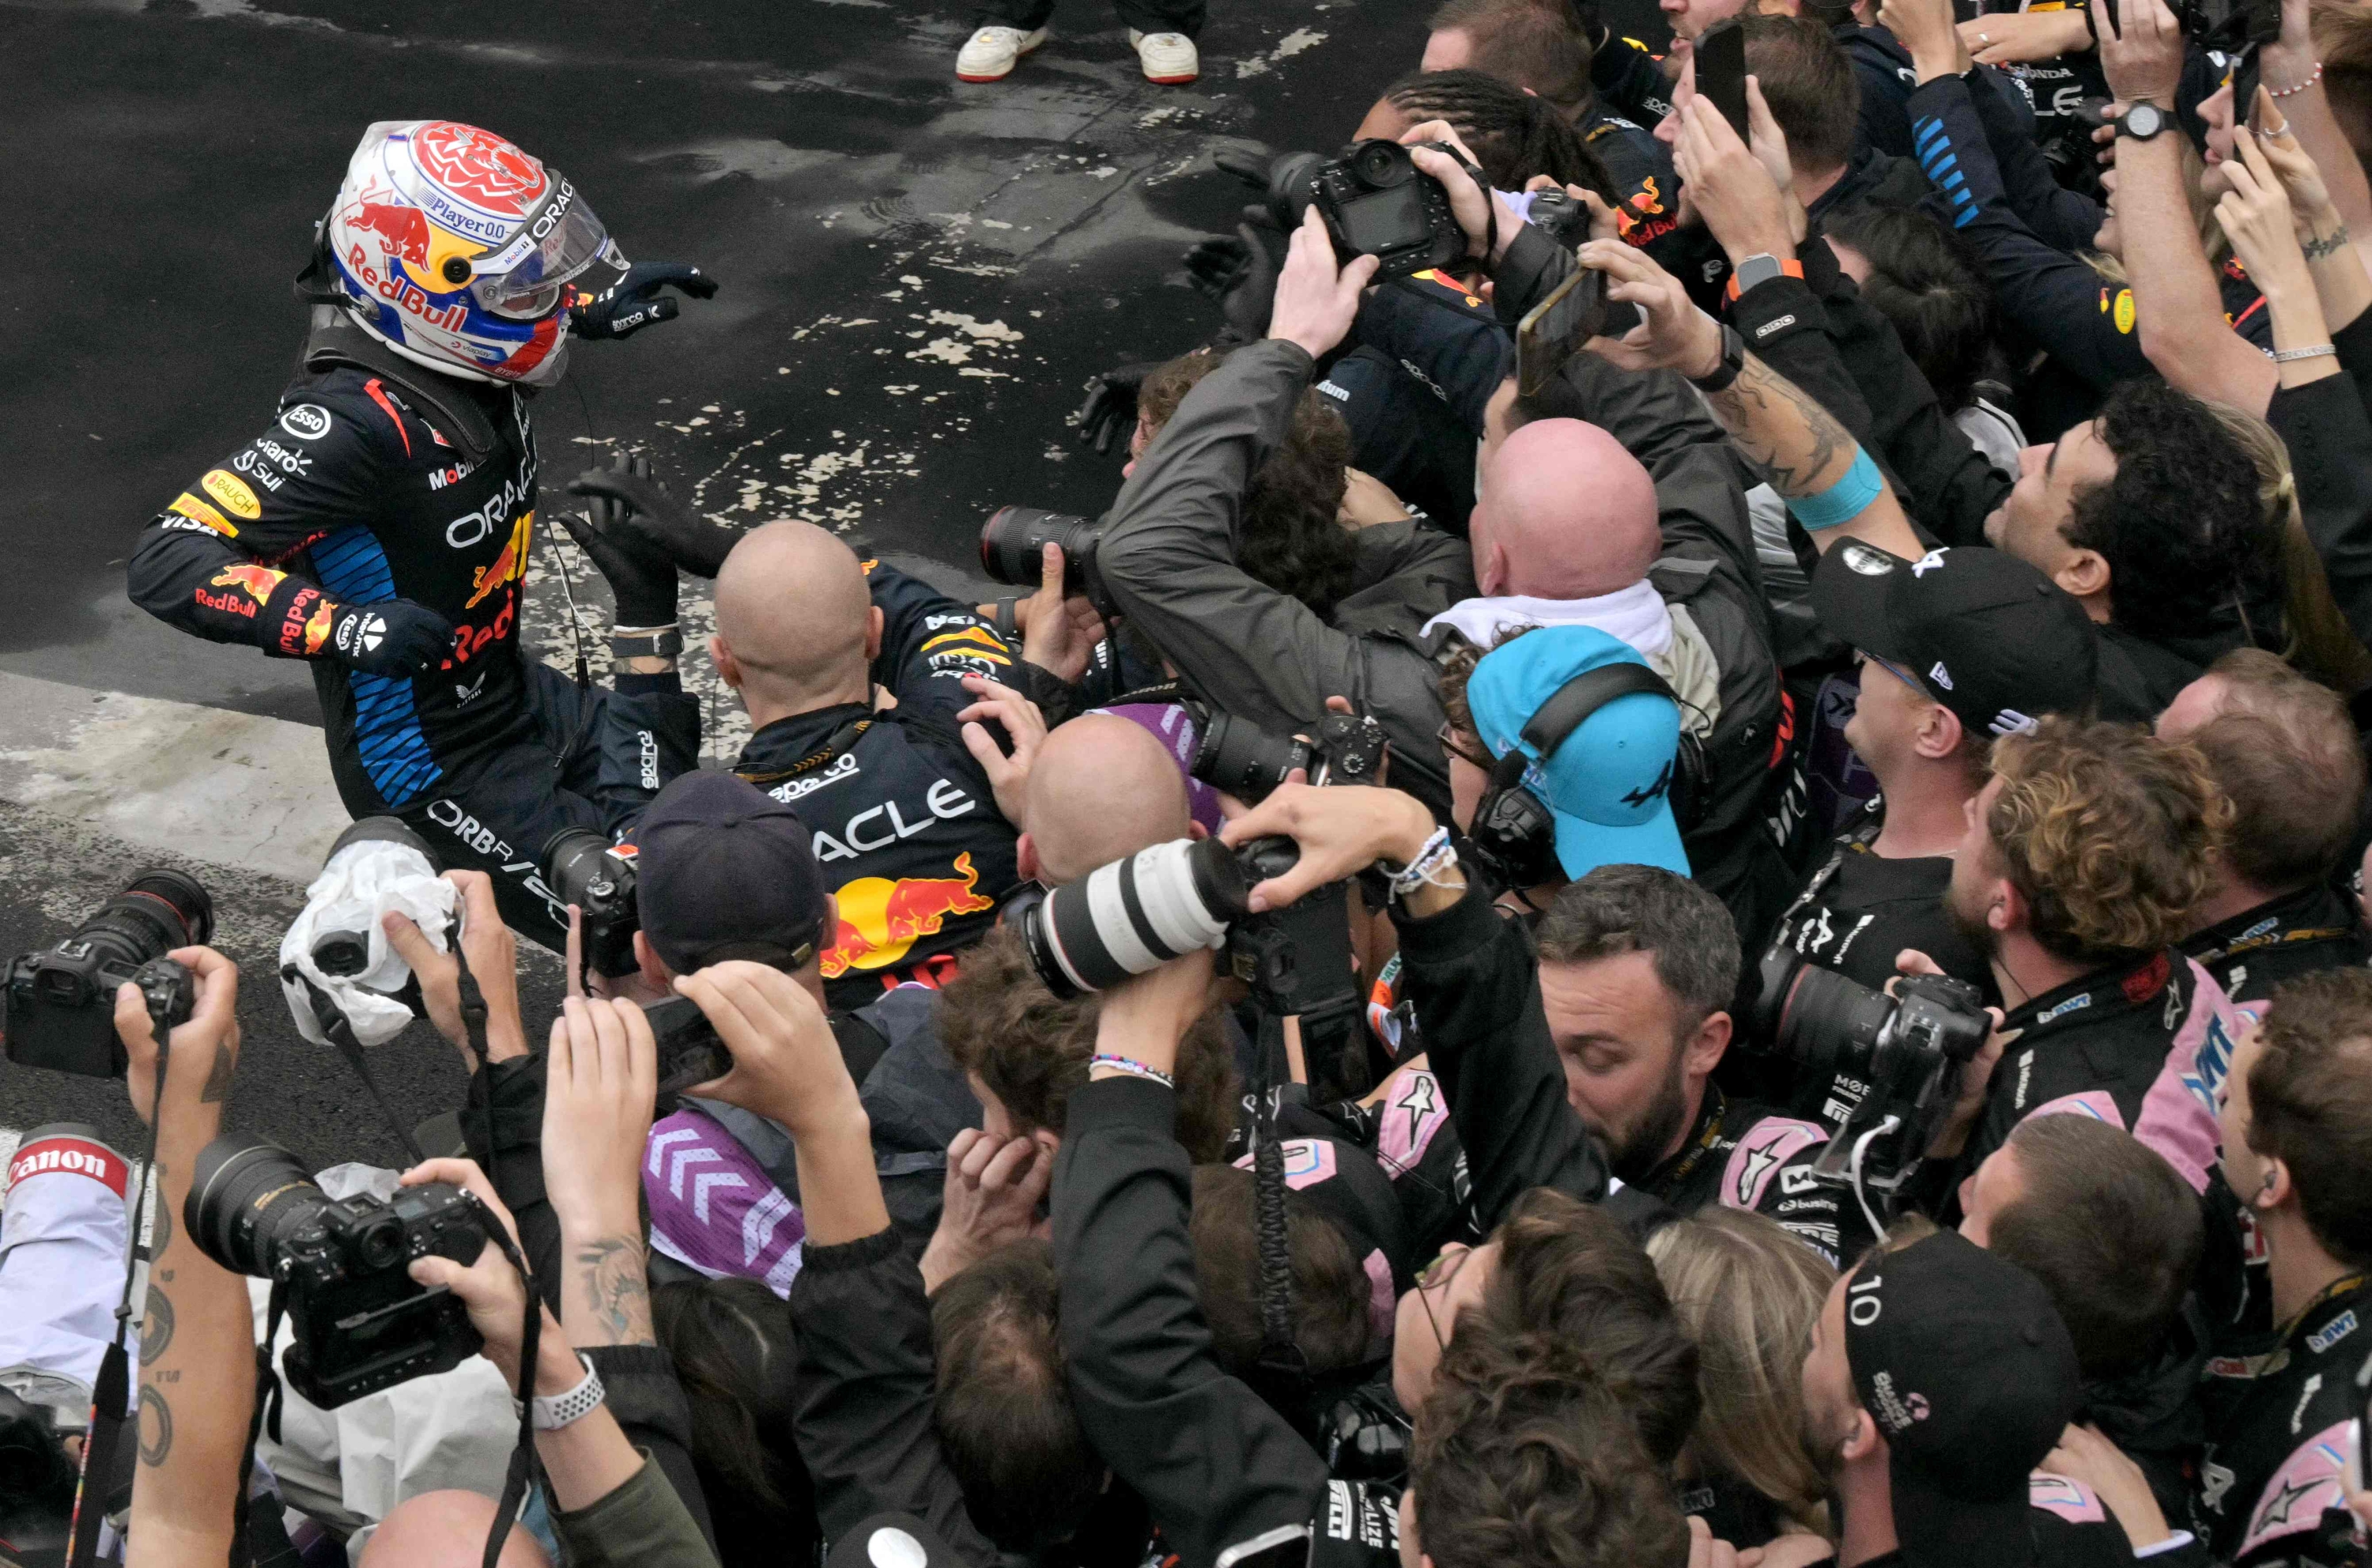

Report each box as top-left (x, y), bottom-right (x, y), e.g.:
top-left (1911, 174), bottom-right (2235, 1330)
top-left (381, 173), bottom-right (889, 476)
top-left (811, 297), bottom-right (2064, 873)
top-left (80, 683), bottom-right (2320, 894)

top-left (301, 598), bottom-right (337, 656)
top-left (466, 511), bottom-right (534, 610)
top-left (821, 852), bottom-right (997, 979)
top-left (351, 198), bottom-right (431, 267)
top-left (210, 563), bottom-right (285, 604)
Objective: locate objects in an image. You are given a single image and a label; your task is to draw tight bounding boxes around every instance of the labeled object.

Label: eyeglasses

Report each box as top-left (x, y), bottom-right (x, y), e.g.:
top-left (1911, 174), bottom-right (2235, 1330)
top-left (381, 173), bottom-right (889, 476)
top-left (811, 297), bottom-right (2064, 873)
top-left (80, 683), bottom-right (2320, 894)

top-left (1437, 720), bottom-right (1494, 771)
top-left (1413, 1244), bottom-right (1476, 1352)
top-left (1855, 650), bottom-right (1931, 699)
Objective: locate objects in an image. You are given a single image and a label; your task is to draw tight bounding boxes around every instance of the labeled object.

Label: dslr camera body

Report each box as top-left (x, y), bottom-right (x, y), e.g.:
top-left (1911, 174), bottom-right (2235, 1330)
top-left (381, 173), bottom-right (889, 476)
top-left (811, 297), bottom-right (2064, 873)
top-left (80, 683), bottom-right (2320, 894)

top-left (1752, 950), bottom-right (1990, 1208)
top-left (1192, 708), bottom-right (1388, 804)
top-left (1267, 140), bottom-right (1470, 279)
top-left (4, 872), bottom-right (210, 1078)
top-left (189, 1140), bottom-right (485, 1408)
top-left (542, 830), bottom-right (640, 980)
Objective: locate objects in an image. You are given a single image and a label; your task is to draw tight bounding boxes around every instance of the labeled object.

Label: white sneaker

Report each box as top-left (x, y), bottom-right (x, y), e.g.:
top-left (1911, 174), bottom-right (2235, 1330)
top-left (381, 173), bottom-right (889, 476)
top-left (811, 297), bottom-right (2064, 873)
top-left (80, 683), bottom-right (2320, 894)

top-left (957, 25), bottom-right (1047, 82)
top-left (1129, 28), bottom-right (1199, 85)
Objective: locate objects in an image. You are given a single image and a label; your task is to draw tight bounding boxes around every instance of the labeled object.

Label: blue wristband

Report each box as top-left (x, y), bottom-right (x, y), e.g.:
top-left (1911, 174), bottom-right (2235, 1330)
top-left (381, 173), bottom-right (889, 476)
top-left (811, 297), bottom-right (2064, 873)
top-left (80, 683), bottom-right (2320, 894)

top-left (1785, 448), bottom-right (1883, 531)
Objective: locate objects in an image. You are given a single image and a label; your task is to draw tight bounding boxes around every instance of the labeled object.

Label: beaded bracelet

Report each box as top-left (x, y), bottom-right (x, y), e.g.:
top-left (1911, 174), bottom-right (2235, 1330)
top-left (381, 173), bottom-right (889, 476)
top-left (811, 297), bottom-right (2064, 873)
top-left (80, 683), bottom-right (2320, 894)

top-left (2268, 61), bottom-right (2324, 99)
top-left (1090, 1054), bottom-right (1175, 1089)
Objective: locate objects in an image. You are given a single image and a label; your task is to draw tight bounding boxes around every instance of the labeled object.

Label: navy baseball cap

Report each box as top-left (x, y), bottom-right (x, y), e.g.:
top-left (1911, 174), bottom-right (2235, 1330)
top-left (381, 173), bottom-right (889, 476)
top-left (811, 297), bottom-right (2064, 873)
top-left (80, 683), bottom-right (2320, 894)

top-left (1467, 626), bottom-right (1689, 880)
top-left (1843, 1230), bottom-right (2083, 1568)
top-left (636, 770), bottom-right (831, 975)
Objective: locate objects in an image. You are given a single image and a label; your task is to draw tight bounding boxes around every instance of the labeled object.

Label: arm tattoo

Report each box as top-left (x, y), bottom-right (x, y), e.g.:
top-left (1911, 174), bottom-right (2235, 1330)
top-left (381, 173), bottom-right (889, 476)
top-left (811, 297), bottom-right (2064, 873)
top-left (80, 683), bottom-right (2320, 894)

top-left (139, 1285), bottom-right (175, 1362)
top-left (572, 1235), bottom-right (655, 1345)
top-left (1706, 353), bottom-right (1853, 499)
top-left (2303, 225), bottom-right (2354, 262)
top-left (137, 1384), bottom-right (173, 1468)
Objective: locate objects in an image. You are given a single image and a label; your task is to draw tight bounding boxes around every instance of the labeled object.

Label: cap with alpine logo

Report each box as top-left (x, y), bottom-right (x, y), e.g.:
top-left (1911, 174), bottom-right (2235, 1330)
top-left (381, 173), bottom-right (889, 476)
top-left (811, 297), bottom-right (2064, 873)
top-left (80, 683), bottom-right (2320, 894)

top-left (1811, 543), bottom-right (2099, 741)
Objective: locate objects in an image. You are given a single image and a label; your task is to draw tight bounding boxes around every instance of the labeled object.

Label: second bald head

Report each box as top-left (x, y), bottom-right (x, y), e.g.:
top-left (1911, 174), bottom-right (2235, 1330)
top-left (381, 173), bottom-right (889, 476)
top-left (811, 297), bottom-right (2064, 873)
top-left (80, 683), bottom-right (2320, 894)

top-left (713, 521), bottom-right (877, 710)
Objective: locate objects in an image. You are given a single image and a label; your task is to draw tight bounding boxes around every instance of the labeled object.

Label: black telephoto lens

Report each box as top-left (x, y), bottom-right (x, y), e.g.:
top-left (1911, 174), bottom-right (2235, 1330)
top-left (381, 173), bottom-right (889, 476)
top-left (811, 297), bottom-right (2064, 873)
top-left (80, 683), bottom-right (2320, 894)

top-left (308, 817), bottom-right (437, 976)
top-left (1190, 712), bottom-right (1313, 803)
top-left (977, 507), bottom-right (1104, 597)
top-left (1752, 949), bottom-right (1898, 1087)
top-left (81, 871), bottom-right (213, 969)
top-left (187, 1137), bottom-right (330, 1280)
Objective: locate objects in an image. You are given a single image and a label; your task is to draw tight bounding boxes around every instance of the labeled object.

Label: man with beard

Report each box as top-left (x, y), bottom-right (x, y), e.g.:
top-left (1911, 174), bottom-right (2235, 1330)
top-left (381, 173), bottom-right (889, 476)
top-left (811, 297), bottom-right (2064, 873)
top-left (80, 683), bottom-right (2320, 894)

top-left (1916, 716), bottom-right (2242, 1211)
top-left (1535, 864), bottom-right (1877, 1266)
top-left (1797, 1226), bottom-right (2147, 1565)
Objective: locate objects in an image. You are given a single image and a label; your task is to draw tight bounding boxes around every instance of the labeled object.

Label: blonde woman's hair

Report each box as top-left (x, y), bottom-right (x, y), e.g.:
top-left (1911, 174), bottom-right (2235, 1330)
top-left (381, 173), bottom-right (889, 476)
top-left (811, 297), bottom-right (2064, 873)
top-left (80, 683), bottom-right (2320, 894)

top-left (2085, 136), bottom-right (2229, 287)
top-left (1645, 1207), bottom-right (1837, 1537)
top-left (2197, 398), bottom-right (2372, 693)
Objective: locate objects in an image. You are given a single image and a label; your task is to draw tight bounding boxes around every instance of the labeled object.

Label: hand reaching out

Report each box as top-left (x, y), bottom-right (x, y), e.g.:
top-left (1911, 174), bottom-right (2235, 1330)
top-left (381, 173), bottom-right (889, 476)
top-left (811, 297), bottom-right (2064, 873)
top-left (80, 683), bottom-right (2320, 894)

top-left (918, 1128), bottom-right (1056, 1294)
top-left (2096, 0), bottom-right (2186, 106)
top-left (1671, 94), bottom-right (1797, 265)
top-left (958, 674), bottom-right (1048, 823)
top-left (114, 946), bottom-right (240, 1131)
top-left (542, 996), bottom-right (659, 1241)
top-left (2215, 124), bottom-right (2314, 305)
top-left (381, 870), bottom-right (529, 1067)
top-left (1576, 239), bottom-right (1727, 377)
top-left (1265, 207), bottom-right (1381, 361)
top-left (1217, 782), bottom-right (1440, 912)
top-left (673, 961), bottom-right (858, 1140)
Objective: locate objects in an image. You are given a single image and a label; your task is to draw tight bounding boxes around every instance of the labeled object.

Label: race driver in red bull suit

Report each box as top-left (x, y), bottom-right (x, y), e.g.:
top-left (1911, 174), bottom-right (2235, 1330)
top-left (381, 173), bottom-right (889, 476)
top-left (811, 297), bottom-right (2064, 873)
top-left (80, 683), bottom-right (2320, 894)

top-left (127, 119), bottom-right (713, 948)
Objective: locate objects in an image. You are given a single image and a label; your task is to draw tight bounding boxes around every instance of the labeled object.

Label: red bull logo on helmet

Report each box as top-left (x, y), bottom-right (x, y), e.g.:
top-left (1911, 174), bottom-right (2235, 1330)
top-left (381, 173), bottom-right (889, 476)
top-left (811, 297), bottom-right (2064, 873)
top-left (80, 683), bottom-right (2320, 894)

top-left (821, 852), bottom-right (996, 979)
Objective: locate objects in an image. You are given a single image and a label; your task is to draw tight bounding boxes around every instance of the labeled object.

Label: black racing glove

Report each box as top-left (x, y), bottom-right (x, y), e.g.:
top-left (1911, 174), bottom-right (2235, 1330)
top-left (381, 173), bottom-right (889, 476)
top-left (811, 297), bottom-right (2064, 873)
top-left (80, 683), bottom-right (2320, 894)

top-left (566, 263), bottom-right (718, 341)
top-left (559, 453), bottom-right (681, 626)
top-left (565, 463), bottom-right (738, 579)
top-left (1072, 361), bottom-right (1166, 454)
top-left (1184, 221), bottom-right (1282, 342)
top-left (325, 599), bottom-right (455, 677)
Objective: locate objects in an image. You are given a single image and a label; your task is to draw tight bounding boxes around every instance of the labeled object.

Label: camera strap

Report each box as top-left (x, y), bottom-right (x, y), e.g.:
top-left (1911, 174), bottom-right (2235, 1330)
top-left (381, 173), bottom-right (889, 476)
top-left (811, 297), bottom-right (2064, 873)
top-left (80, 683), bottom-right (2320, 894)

top-left (66, 1048), bottom-right (169, 1568)
top-left (1251, 1013), bottom-right (1309, 1397)
top-left (287, 969), bottom-right (427, 1167)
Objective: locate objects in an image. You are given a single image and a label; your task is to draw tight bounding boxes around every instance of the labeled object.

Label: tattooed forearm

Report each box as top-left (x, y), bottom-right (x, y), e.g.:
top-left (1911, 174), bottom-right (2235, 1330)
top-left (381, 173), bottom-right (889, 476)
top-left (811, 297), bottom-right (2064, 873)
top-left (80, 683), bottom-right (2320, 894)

top-left (572, 1235), bottom-right (655, 1346)
top-left (1705, 353), bottom-right (1853, 500)
top-left (137, 1383), bottom-right (173, 1468)
top-left (140, 1284), bottom-right (176, 1362)
top-left (2304, 225), bottom-right (2354, 262)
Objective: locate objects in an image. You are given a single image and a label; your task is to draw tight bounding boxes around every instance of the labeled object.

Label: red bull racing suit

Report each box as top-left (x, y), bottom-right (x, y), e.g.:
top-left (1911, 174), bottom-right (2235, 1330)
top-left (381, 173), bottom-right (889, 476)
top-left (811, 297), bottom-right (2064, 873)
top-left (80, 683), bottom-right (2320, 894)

top-left (127, 318), bottom-right (698, 946)
top-left (731, 557), bottom-right (1021, 1011)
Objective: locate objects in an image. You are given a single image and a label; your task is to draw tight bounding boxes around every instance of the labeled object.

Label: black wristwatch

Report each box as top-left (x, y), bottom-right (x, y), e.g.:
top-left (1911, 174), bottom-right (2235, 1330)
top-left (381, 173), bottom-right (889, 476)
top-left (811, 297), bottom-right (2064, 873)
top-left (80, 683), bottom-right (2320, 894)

top-left (1687, 322), bottom-right (1747, 393)
top-left (2113, 100), bottom-right (2168, 142)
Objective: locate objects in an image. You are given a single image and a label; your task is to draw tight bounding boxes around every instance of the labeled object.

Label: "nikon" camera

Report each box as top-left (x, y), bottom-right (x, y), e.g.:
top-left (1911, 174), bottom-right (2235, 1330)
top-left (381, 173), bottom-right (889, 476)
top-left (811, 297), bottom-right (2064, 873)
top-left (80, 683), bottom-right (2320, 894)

top-left (188, 1139), bottom-right (485, 1408)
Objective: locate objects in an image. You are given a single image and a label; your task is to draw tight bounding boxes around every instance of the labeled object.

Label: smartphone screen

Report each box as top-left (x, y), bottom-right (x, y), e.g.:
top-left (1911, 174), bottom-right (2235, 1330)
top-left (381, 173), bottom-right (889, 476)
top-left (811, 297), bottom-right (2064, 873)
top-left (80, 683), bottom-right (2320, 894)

top-left (1516, 268), bottom-right (1603, 395)
top-left (1698, 22), bottom-right (1751, 142)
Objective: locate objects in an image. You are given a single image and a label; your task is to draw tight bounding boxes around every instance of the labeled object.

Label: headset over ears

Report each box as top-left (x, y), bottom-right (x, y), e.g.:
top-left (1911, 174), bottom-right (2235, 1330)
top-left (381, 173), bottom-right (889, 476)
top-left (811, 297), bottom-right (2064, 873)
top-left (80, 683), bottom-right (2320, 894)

top-left (1466, 662), bottom-right (1705, 890)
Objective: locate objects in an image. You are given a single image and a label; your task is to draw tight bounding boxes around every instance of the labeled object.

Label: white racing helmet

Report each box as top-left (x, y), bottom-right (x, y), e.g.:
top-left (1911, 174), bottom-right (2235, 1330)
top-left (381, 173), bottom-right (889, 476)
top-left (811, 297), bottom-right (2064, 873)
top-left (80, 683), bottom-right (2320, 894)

top-left (323, 119), bottom-right (620, 386)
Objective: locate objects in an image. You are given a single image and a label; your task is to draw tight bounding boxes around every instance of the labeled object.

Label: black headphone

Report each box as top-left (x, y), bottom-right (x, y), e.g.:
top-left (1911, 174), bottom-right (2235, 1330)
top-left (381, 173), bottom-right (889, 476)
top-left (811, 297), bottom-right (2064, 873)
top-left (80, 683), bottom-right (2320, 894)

top-left (1467, 662), bottom-right (1705, 890)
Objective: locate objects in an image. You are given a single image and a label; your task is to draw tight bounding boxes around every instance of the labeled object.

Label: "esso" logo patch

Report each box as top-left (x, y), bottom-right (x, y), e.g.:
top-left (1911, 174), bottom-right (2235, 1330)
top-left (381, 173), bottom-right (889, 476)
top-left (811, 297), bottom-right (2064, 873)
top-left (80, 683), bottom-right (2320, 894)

top-left (279, 403), bottom-right (333, 440)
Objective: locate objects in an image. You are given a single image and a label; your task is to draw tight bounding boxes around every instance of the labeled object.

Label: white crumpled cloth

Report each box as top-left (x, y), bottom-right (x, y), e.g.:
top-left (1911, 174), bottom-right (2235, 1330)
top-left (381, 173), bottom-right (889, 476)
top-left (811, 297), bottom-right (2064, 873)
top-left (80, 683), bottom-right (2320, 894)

top-left (278, 838), bottom-right (456, 1048)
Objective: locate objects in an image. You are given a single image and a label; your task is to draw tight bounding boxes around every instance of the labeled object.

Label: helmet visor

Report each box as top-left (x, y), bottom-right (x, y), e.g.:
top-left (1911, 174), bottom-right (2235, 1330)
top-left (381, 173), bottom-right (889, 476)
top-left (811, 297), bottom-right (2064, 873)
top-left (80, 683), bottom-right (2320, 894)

top-left (471, 178), bottom-right (614, 320)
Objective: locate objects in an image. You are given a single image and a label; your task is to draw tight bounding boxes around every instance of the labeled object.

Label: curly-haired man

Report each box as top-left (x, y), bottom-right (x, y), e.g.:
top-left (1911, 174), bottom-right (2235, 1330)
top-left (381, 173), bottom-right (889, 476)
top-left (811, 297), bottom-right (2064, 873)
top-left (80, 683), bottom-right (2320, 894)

top-left (1921, 716), bottom-right (2244, 1203)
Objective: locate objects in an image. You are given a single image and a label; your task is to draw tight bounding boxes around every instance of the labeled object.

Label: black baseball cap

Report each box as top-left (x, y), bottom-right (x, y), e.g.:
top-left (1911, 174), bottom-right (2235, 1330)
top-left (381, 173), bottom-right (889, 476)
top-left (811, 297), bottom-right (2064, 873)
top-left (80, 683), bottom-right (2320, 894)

top-left (635, 770), bottom-right (831, 975)
top-left (1843, 1230), bottom-right (2083, 1568)
top-left (1811, 542), bottom-right (2099, 741)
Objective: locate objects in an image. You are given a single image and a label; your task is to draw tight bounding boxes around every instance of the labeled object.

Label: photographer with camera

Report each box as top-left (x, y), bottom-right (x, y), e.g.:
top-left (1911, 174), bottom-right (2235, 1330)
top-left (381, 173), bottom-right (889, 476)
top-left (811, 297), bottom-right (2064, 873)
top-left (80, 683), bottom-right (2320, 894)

top-left (1924, 716), bottom-right (2241, 1201)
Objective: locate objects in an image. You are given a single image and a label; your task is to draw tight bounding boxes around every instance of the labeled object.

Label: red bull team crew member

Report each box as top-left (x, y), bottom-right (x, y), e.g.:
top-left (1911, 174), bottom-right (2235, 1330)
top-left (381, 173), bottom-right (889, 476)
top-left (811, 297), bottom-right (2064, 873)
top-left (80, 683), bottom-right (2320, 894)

top-left (698, 518), bottom-right (1028, 1010)
top-left (127, 119), bottom-right (713, 947)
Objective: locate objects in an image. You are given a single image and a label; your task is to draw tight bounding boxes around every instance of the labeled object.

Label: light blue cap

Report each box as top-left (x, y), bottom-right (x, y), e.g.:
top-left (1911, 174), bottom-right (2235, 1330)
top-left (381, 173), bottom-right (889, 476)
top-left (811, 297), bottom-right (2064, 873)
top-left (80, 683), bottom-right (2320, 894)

top-left (1466, 626), bottom-right (1690, 880)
